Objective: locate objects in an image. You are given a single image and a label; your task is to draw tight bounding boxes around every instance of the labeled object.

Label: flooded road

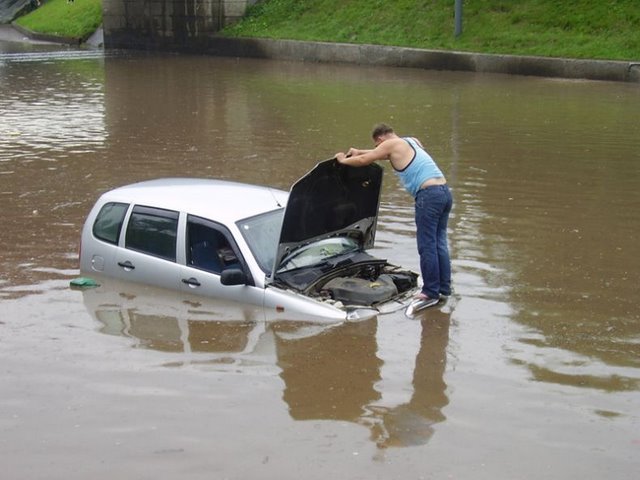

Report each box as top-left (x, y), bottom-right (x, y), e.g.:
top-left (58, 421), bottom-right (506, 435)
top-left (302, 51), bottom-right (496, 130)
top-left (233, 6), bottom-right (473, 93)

top-left (1, 38), bottom-right (639, 479)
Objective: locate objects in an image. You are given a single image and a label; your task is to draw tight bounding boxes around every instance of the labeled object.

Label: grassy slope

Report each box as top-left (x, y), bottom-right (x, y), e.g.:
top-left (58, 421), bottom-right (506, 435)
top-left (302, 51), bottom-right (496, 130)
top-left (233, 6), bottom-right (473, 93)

top-left (14, 0), bottom-right (102, 40)
top-left (223, 0), bottom-right (640, 61)
top-left (12, 0), bottom-right (639, 60)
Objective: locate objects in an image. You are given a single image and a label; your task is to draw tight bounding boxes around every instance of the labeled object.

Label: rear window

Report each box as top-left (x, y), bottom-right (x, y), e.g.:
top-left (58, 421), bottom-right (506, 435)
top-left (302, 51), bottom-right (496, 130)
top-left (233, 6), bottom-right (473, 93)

top-left (125, 205), bottom-right (179, 261)
top-left (93, 202), bottom-right (129, 245)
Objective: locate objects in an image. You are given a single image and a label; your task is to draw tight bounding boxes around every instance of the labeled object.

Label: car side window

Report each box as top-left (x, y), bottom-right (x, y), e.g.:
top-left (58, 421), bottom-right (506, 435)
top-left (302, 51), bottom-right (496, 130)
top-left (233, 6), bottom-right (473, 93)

top-left (125, 206), bottom-right (179, 262)
top-left (93, 202), bottom-right (129, 245)
top-left (187, 215), bottom-right (242, 275)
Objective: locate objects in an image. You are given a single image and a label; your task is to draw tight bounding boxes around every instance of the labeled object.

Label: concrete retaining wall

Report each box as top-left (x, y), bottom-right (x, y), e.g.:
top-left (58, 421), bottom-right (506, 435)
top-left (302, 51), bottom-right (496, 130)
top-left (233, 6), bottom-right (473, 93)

top-left (202, 37), bottom-right (640, 83)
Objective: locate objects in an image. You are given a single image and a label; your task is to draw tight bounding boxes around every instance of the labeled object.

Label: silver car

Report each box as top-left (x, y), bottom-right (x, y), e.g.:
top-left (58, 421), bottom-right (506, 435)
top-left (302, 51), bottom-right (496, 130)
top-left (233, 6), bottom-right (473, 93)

top-left (79, 159), bottom-right (419, 321)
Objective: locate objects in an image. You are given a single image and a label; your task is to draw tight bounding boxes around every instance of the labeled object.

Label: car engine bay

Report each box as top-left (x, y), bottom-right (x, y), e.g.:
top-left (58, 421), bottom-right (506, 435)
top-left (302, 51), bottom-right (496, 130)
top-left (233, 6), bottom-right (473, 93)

top-left (274, 253), bottom-right (418, 307)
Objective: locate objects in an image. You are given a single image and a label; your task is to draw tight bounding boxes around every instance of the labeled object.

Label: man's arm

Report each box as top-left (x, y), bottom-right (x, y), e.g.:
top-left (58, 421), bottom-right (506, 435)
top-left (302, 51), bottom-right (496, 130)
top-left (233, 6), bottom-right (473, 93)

top-left (335, 141), bottom-right (393, 167)
top-left (347, 147), bottom-right (373, 156)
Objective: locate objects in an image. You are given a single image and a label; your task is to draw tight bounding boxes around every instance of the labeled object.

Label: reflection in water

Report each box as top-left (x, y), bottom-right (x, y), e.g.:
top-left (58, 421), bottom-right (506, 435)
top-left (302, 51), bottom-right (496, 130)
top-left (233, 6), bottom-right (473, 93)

top-left (0, 51), bottom-right (106, 161)
top-left (84, 280), bottom-right (451, 448)
top-left (96, 308), bottom-right (261, 355)
top-left (372, 312), bottom-right (450, 448)
top-left (275, 319), bottom-right (382, 422)
top-left (82, 279), bottom-right (268, 361)
top-left (528, 364), bottom-right (639, 392)
top-left (284, 310), bottom-right (448, 449)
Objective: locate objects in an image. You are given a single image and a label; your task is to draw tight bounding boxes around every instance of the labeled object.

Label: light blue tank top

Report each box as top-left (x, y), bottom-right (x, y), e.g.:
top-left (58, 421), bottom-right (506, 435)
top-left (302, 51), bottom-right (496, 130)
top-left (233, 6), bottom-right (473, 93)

top-left (394, 137), bottom-right (444, 197)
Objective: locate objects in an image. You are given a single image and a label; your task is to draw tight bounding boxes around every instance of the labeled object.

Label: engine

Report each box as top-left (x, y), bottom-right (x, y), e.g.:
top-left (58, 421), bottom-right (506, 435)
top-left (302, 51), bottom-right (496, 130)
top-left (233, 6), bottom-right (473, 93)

top-left (317, 265), bottom-right (417, 306)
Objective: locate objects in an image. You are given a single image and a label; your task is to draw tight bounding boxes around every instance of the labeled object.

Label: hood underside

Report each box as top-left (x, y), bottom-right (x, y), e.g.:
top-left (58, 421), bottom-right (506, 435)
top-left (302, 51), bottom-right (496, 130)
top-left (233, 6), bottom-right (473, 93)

top-left (273, 159), bottom-right (383, 275)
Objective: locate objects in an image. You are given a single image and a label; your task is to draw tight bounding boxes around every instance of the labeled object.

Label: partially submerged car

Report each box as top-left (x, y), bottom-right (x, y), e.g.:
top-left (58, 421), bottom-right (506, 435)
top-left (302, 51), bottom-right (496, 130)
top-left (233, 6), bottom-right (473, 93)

top-left (79, 159), bottom-right (419, 321)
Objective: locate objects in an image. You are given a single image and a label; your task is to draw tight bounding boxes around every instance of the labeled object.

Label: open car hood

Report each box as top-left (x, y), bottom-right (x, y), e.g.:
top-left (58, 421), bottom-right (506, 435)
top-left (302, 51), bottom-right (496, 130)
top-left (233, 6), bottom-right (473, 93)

top-left (273, 158), bottom-right (383, 276)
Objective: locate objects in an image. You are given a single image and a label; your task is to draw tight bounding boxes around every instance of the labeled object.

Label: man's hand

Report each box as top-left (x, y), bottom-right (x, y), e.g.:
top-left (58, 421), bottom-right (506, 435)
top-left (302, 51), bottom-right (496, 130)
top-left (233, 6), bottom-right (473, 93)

top-left (336, 148), bottom-right (363, 164)
top-left (336, 144), bottom-right (385, 167)
top-left (335, 152), bottom-right (348, 164)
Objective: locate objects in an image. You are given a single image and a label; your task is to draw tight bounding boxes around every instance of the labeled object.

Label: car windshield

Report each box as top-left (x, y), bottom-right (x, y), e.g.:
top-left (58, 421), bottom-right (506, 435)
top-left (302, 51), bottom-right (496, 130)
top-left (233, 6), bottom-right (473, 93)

top-left (277, 237), bottom-right (360, 273)
top-left (237, 208), bottom-right (285, 273)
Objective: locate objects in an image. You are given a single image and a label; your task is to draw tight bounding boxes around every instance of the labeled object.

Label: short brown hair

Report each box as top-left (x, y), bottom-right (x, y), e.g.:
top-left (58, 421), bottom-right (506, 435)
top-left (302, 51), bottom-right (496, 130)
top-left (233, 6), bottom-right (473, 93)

top-left (371, 123), bottom-right (394, 140)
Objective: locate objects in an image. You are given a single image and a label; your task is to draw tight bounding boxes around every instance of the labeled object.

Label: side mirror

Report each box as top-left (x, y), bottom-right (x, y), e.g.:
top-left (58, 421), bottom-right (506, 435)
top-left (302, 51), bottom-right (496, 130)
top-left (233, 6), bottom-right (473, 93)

top-left (220, 268), bottom-right (247, 286)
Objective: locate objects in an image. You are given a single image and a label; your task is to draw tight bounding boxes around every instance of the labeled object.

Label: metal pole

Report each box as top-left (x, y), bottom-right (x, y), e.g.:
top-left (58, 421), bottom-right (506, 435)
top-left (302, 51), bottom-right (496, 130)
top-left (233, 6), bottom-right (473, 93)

top-left (454, 0), bottom-right (463, 37)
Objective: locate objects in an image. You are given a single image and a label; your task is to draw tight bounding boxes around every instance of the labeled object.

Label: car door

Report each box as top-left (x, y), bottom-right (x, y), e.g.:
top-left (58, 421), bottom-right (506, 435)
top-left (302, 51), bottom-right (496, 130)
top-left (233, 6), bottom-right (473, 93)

top-left (180, 215), bottom-right (265, 310)
top-left (112, 205), bottom-right (183, 291)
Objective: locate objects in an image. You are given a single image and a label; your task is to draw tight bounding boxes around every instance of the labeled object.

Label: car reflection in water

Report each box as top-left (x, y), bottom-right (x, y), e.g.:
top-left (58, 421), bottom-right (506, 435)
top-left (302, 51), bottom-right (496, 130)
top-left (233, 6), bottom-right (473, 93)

top-left (82, 277), bottom-right (273, 359)
top-left (82, 278), bottom-right (451, 448)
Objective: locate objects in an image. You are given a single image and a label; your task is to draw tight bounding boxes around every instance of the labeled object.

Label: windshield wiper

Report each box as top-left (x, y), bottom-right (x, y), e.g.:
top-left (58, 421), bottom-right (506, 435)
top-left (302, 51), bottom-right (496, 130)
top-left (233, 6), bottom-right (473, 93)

top-left (331, 257), bottom-right (353, 268)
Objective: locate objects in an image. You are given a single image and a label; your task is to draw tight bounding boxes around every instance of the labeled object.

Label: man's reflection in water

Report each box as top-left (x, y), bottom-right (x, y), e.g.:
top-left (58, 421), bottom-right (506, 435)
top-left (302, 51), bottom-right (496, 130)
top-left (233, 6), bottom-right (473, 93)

top-left (275, 308), bottom-right (451, 449)
top-left (368, 310), bottom-right (450, 448)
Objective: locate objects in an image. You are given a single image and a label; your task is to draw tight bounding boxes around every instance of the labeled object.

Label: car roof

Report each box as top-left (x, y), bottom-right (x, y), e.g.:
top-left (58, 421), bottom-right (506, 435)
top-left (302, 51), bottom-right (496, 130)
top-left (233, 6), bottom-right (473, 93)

top-left (100, 178), bottom-right (288, 224)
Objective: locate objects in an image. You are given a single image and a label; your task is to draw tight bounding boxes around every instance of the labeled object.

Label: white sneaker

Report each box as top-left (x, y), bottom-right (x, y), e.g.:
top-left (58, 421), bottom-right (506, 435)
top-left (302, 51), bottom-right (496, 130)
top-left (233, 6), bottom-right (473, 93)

top-left (406, 294), bottom-right (440, 316)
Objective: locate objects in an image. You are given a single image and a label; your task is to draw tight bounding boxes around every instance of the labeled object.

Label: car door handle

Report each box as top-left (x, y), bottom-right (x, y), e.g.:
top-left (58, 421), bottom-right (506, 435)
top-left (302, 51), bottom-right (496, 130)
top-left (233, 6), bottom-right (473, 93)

top-left (117, 261), bottom-right (135, 271)
top-left (182, 277), bottom-right (201, 287)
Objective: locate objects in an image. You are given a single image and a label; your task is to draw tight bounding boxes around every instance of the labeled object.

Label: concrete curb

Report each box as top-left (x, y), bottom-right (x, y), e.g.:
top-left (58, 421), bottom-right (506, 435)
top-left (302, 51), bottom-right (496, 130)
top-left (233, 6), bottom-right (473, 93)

top-left (203, 36), bottom-right (640, 83)
top-left (11, 22), bottom-right (82, 45)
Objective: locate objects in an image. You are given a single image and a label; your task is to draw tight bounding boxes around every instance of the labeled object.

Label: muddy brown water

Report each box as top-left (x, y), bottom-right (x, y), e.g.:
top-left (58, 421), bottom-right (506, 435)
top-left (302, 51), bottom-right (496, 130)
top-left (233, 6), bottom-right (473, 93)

top-left (1, 41), bottom-right (639, 479)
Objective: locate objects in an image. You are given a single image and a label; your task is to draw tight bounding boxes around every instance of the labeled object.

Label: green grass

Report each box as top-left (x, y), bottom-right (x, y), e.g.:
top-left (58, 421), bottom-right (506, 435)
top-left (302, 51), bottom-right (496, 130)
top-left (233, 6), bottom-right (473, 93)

top-left (13, 0), bottom-right (639, 60)
top-left (223, 0), bottom-right (640, 61)
top-left (15, 0), bottom-right (102, 40)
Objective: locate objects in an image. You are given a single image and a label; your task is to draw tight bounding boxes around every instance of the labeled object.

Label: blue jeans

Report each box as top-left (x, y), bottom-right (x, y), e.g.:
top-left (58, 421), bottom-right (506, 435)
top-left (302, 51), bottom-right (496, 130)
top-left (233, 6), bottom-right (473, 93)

top-left (415, 185), bottom-right (452, 298)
